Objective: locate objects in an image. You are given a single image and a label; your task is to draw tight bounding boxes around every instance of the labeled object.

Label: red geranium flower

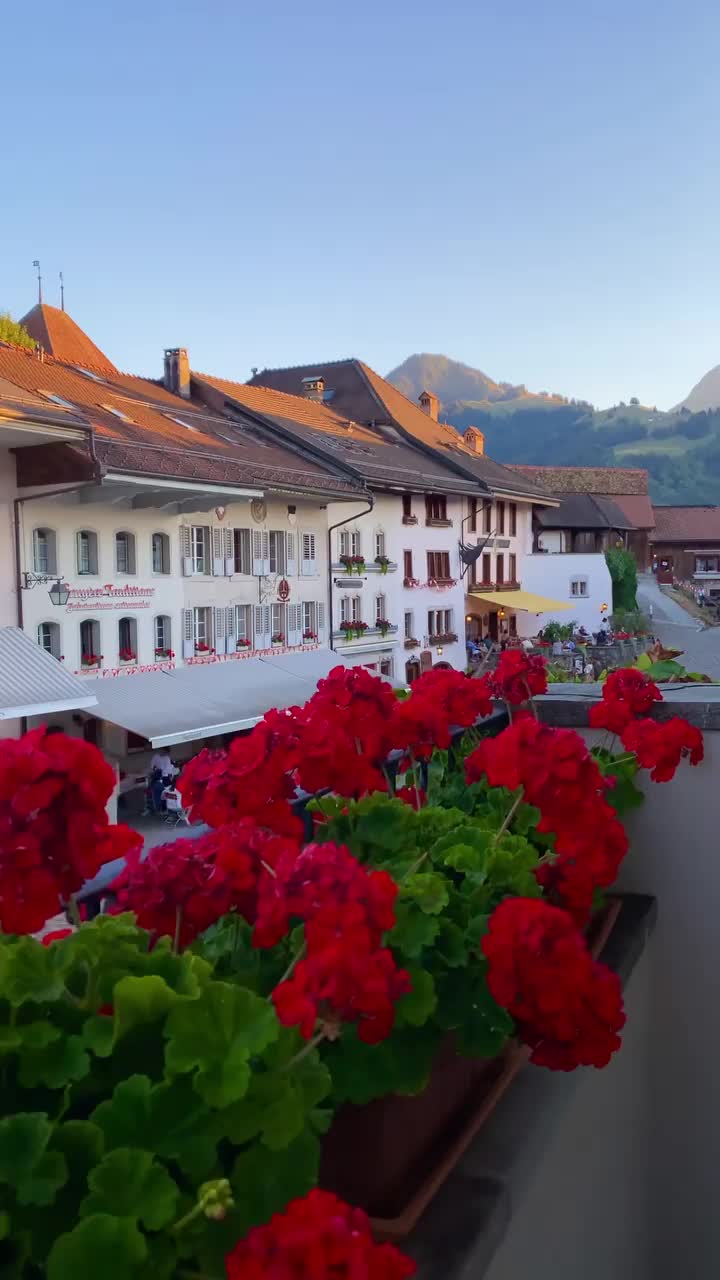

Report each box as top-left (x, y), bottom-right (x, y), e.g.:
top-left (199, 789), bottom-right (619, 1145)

top-left (225, 1189), bottom-right (416, 1280)
top-left (621, 716), bottom-right (704, 782)
top-left (489, 649), bottom-right (548, 706)
top-left (482, 897), bottom-right (625, 1069)
top-left (589, 668), bottom-right (663, 735)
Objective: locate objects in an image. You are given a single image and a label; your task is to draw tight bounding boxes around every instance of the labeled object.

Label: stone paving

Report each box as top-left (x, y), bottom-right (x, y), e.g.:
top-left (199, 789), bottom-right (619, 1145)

top-left (637, 574), bottom-right (720, 681)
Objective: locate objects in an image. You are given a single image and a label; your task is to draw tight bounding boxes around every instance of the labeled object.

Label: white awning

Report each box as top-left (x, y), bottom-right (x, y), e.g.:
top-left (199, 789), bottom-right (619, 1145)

top-left (83, 649), bottom-right (346, 747)
top-left (0, 627), bottom-right (98, 721)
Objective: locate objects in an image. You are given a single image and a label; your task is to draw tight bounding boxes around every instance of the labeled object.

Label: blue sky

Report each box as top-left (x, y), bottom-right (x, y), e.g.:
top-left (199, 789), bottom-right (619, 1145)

top-left (3, 0), bottom-right (720, 409)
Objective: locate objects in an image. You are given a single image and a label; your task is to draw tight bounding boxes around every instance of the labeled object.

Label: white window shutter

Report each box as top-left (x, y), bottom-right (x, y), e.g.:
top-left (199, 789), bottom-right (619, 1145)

top-left (213, 606), bottom-right (227, 653)
top-left (301, 532), bottom-right (317, 576)
top-left (179, 527), bottom-right (193, 576)
top-left (252, 530), bottom-right (264, 576)
top-left (317, 601), bottom-right (326, 639)
top-left (181, 608), bottom-right (194, 658)
top-left (223, 528), bottom-right (234, 575)
top-left (262, 530), bottom-right (270, 574)
top-left (286, 532), bottom-right (297, 577)
top-left (254, 604), bottom-right (272, 649)
top-left (212, 528), bottom-right (224, 576)
top-left (287, 603), bottom-right (300, 646)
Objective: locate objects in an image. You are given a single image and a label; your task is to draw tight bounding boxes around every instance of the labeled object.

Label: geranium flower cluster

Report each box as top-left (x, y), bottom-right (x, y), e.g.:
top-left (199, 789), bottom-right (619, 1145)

top-left (112, 821), bottom-right (298, 946)
top-left (225, 1189), bottom-right (416, 1280)
top-left (482, 897), bottom-right (626, 1070)
top-left (256, 842), bottom-right (411, 1044)
top-left (589, 668), bottom-right (703, 782)
top-left (466, 716), bottom-right (628, 921)
top-left (0, 728), bottom-right (140, 934)
top-left (180, 666), bottom-right (495, 835)
top-left (489, 648), bottom-right (548, 706)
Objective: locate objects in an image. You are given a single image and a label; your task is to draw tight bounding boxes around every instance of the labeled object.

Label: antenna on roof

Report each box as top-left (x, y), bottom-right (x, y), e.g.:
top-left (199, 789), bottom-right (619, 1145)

top-left (32, 260), bottom-right (42, 305)
top-left (251, 366), bottom-right (258, 377)
top-left (59, 271), bottom-right (65, 312)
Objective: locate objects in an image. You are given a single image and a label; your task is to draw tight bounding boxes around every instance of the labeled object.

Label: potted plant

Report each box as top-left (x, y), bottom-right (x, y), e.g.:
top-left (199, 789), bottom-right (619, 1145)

top-left (375, 555), bottom-right (391, 574)
top-left (339, 554), bottom-right (353, 573)
top-left (194, 641), bottom-right (209, 654)
top-left (339, 620), bottom-right (356, 639)
top-left (354, 620), bottom-right (369, 638)
top-left (272, 632), bottom-right (286, 645)
top-left (351, 555), bottom-right (366, 575)
top-left (303, 629), bottom-right (318, 641)
top-left (236, 637), bottom-right (251, 648)
top-left (403, 577), bottom-right (421, 589)
top-left (119, 647), bottom-right (137, 663)
top-left (81, 652), bottom-right (102, 668)
top-left (376, 618), bottom-right (392, 637)
top-left (404, 636), bottom-right (419, 649)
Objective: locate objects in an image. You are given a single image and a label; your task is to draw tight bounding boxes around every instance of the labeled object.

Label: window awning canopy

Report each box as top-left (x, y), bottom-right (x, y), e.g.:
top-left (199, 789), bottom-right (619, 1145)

top-left (467, 588), bottom-right (572, 613)
top-left (84, 649), bottom-right (353, 747)
top-left (0, 626), bottom-right (98, 720)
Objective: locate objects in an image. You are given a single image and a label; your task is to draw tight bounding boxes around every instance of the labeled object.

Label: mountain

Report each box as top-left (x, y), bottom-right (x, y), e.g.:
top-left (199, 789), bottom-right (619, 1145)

top-left (386, 353), bottom-right (564, 409)
top-left (674, 365), bottom-right (720, 413)
top-left (385, 353), bottom-right (720, 504)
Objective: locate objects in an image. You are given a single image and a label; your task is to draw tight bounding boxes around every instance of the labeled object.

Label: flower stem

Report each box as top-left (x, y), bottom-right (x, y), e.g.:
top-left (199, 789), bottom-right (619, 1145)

top-left (260, 860), bottom-right (277, 878)
top-left (494, 787), bottom-right (525, 844)
top-left (404, 849), bottom-right (430, 878)
top-left (278, 942), bottom-right (306, 985)
top-left (407, 748), bottom-right (423, 811)
top-left (173, 906), bottom-right (183, 955)
top-left (67, 896), bottom-right (82, 928)
top-left (282, 1029), bottom-right (326, 1071)
top-left (171, 1201), bottom-right (205, 1235)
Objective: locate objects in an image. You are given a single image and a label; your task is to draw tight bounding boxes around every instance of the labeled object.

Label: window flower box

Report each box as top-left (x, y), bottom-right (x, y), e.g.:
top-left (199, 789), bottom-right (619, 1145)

top-left (403, 577), bottom-right (421, 589)
top-left (429, 631), bottom-right (458, 644)
top-left (375, 555), bottom-right (391, 575)
top-left (404, 637), bottom-right (420, 649)
top-left (80, 653), bottom-right (102, 668)
top-left (194, 642), bottom-right (209, 653)
top-left (375, 619), bottom-right (393, 637)
top-left (236, 637), bottom-right (251, 648)
top-left (427, 577), bottom-right (458, 589)
top-left (425, 517), bottom-right (453, 528)
top-left (303, 630), bottom-right (318, 641)
top-left (154, 647), bottom-right (175, 660)
top-left (119, 648), bottom-right (137, 663)
top-left (272, 632), bottom-right (285, 644)
top-left (402, 514), bottom-right (418, 525)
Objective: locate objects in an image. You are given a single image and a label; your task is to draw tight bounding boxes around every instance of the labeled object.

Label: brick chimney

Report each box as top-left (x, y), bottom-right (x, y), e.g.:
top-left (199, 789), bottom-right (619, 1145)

top-left (301, 375), bottom-right (325, 401)
top-left (164, 348), bottom-right (190, 399)
top-left (463, 426), bottom-right (485, 455)
top-left (418, 389), bottom-right (439, 421)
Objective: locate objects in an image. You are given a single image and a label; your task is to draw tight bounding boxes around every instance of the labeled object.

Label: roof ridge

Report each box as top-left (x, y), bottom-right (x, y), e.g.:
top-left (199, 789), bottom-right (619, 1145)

top-left (194, 370), bottom-right (362, 425)
top-left (508, 463), bottom-right (648, 476)
top-left (251, 357), bottom-right (359, 376)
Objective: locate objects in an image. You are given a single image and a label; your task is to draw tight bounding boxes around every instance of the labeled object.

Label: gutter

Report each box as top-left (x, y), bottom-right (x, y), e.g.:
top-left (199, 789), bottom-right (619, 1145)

top-left (327, 493), bottom-right (374, 652)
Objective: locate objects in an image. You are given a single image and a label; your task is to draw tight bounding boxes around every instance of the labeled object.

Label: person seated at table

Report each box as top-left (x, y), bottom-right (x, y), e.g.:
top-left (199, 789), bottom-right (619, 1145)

top-left (149, 747), bottom-right (178, 813)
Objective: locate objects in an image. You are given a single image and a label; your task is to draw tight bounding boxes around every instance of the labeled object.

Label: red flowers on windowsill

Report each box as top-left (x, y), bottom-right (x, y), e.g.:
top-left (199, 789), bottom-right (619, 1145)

top-left (118, 648), bottom-right (137, 663)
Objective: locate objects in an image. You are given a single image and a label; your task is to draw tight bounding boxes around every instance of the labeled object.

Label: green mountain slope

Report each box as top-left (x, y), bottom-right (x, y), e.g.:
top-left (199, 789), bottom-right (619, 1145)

top-left (386, 354), bottom-right (720, 502)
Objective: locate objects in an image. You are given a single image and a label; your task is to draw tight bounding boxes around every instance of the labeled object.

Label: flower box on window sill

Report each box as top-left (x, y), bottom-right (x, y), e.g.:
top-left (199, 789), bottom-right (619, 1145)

top-left (271, 633), bottom-right (286, 645)
top-left (403, 577), bottom-right (421, 589)
top-left (402, 514), bottom-right (418, 525)
top-left (425, 518), bottom-right (453, 528)
top-left (337, 622), bottom-right (370, 641)
top-left (118, 650), bottom-right (137, 664)
top-left (81, 654), bottom-right (102, 669)
top-left (194, 643), bottom-right (210, 654)
top-left (427, 577), bottom-right (458, 589)
top-left (472, 580), bottom-right (495, 591)
top-left (404, 637), bottom-right (420, 649)
top-left (236, 638), bottom-right (251, 648)
top-left (154, 648), bottom-right (175, 660)
top-left (375, 619), bottom-right (394, 637)
top-left (303, 630), bottom-right (318, 642)
top-left (339, 555), bottom-right (366, 576)
top-left (428, 632), bottom-right (458, 645)
top-left (495, 581), bottom-right (520, 592)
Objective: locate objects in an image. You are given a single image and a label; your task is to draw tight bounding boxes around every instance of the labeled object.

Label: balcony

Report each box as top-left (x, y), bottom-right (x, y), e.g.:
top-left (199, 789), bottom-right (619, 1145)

top-left (332, 624), bottom-right (400, 644)
top-left (332, 560), bottom-right (398, 577)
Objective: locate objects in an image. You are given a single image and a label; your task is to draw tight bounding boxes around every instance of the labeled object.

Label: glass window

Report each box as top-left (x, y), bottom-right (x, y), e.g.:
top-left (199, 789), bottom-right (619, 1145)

top-left (496, 502), bottom-right (505, 535)
top-left (118, 616), bottom-right (138, 662)
top-left (570, 578), bottom-right (588, 597)
top-left (509, 552), bottom-right (517, 582)
top-left (33, 528), bottom-right (57, 576)
top-left (425, 494), bottom-right (448, 522)
top-left (375, 593), bottom-right (386, 624)
top-left (152, 533), bottom-right (170, 574)
top-left (375, 530), bottom-right (386, 559)
top-left (482, 552), bottom-right (492, 583)
top-left (191, 527), bottom-right (208, 574)
top-left (509, 503), bottom-right (517, 536)
top-left (302, 602), bottom-right (316, 637)
top-left (271, 603), bottom-right (286, 641)
top-left (154, 615), bottom-right (171, 655)
top-left (37, 621), bottom-right (60, 659)
top-left (269, 531), bottom-right (287, 575)
top-left (496, 554), bottom-right (505, 585)
top-left (403, 549), bottom-right (413, 579)
top-left (115, 531), bottom-right (136, 575)
top-left (235, 604), bottom-right (252, 644)
top-left (404, 610), bottom-right (414, 639)
top-left (76, 530), bottom-right (98, 575)
top-left (234, 528), bottom-right (251, 574)
top-left (80, 619), bottom-right (101, 664)
top-left (193, 607), bottom-right (211, 648)
top-left (483, 500), bottom-right (492, 534)
top-left (402, 494), bottom-right (413, 519)
top-left (427, 551), bottom-right (451, 580)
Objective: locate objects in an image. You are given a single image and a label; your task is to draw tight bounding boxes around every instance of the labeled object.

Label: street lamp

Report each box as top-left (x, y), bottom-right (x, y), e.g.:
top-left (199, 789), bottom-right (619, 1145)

top-left (48, 580), bottom-right (70, 607)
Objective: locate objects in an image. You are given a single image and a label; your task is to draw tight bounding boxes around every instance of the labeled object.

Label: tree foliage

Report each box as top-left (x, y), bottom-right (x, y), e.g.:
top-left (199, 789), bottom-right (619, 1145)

top-left (0, 311), bottom-right (35, 350)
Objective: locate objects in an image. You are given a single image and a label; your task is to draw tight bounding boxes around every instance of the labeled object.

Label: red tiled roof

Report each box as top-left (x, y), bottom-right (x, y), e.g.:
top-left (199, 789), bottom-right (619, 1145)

top-left (194, 372), bottom-right (480, 495)
top-left (611, 494), bottom-right (655, 531)
top-left (249, 359), bottom-right (552, 501)
top-left (506, 464), bottom-right (649, 496)
top-left (19, 304), bottom-right (118, 375)
top-left (0, 345), bottom-right (362, 498)
top-left (651, 506), bottom-right (720, 542)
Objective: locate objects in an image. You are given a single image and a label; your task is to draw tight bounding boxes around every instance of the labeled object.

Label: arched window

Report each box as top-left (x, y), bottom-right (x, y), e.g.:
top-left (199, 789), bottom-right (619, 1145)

top-left (152, 532), bottom-right (170, 575)
top-left (76, 530), bottom-right (98, 576)
top-left (154, 615), bottom-right (171, 657)
top-left (115, 531), bottom-right (136, 575)
top-left (118, 617), bottom-right (138, 663)
top-left (37, 621), bottom-right (61, 659)
top-left (80, 619), bottom-right (101, 667)
top-left (33, 528), bottom-right (57, 576)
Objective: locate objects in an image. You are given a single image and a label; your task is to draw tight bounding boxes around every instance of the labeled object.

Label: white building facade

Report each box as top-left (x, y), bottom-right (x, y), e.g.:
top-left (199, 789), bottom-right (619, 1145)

top-left (517, 551), bottom-right (613, 635)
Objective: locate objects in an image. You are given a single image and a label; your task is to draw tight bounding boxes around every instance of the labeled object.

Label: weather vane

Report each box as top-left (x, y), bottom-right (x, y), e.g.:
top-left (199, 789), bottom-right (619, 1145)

top-left (59, 271), bottom-right (65, 311)
top-left (32, 260), bottom-right (42, 305)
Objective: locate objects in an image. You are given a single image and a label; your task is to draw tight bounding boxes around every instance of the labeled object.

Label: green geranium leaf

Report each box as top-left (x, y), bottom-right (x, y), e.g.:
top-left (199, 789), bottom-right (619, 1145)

top-left (0, 1026), bottom-right (21, 1055)
top-left (433, 826), bottom-right (494, 874)
top-left (2, 938), bottom-right (68, 1006)
top-left (511, 801), bottom-right (542, 836)
top-left (50, 1121), bottom-right (105, 1180)
top-left (165, 981), bottom-right (278, 1108)
top-left (47, 1214), bottom-right (147, 1280)
top-left (91, 1076), bottom-right (217, 1181)
top-left (434, 919), bottom-right (469, 967)
top-left (82, 1014), bottom-right (115, 1057)
top-left (81, 1148), bottom-right (179, 1230)
top-left (324, 1024), bottom-right (440, 1104)
top-left (0, 1114), bottom-right (68, 1205)
top-left (436, 965), bottom-right (514, 1057)
top-left (18, 1031), bottom-right (90, 1089)
top-left (20, 1021), bottom-right (60, 1050)
top-left (402, 872), bottom-right (449, 915)
top-left (396, 968), bottom-right (436, 1027)
top-left (230, 1129), bottom-right (320, 1235)
top-left (112, 974), bottom-right (182, 1040)
top-left (389, 902), bottom-right (440, 957)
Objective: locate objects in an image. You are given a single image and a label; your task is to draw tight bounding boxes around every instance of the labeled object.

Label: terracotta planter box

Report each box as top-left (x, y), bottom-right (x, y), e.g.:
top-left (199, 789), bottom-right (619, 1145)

top-left (320, 897), bottom-right (622, 1241)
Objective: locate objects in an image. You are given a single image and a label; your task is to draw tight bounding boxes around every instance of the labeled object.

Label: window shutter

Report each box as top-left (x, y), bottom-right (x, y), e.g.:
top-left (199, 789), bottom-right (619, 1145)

top-left (317, 602), bottom-right (326, 639)
top-left (287, 603), bottom-right (301, 646)
top-left (213, 606), bottom-right (227, 653)
top-left (252, 530), bottom-right (270, 576)
top-left (212, 528), bottom-right (224, 576)
top-left (286, 532), bottom-right (297, 577)
top-left (254, 604), bottom-right (271, 649)
top-left (223, 605), bottom-right (235, 654)
top-left (181, 608), bottom-right (194, 658)
top-left (179, 527), bottom-right (193, 576)
top-left (128, 535), bottom-right (136, 575)
top-left (301, 532), bottom-right (317, 575)
top-left (223, 528), bottom-right (234, 575)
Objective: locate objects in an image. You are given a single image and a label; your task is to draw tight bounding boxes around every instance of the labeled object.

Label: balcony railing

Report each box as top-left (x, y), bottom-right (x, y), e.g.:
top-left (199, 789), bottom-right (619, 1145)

top-left (332, 624), bottom-right (400, 643)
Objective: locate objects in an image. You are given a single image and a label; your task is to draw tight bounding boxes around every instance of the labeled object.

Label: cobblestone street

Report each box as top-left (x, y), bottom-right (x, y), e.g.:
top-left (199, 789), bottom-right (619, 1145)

top-left (637, 574), bottom-right (720, 680)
